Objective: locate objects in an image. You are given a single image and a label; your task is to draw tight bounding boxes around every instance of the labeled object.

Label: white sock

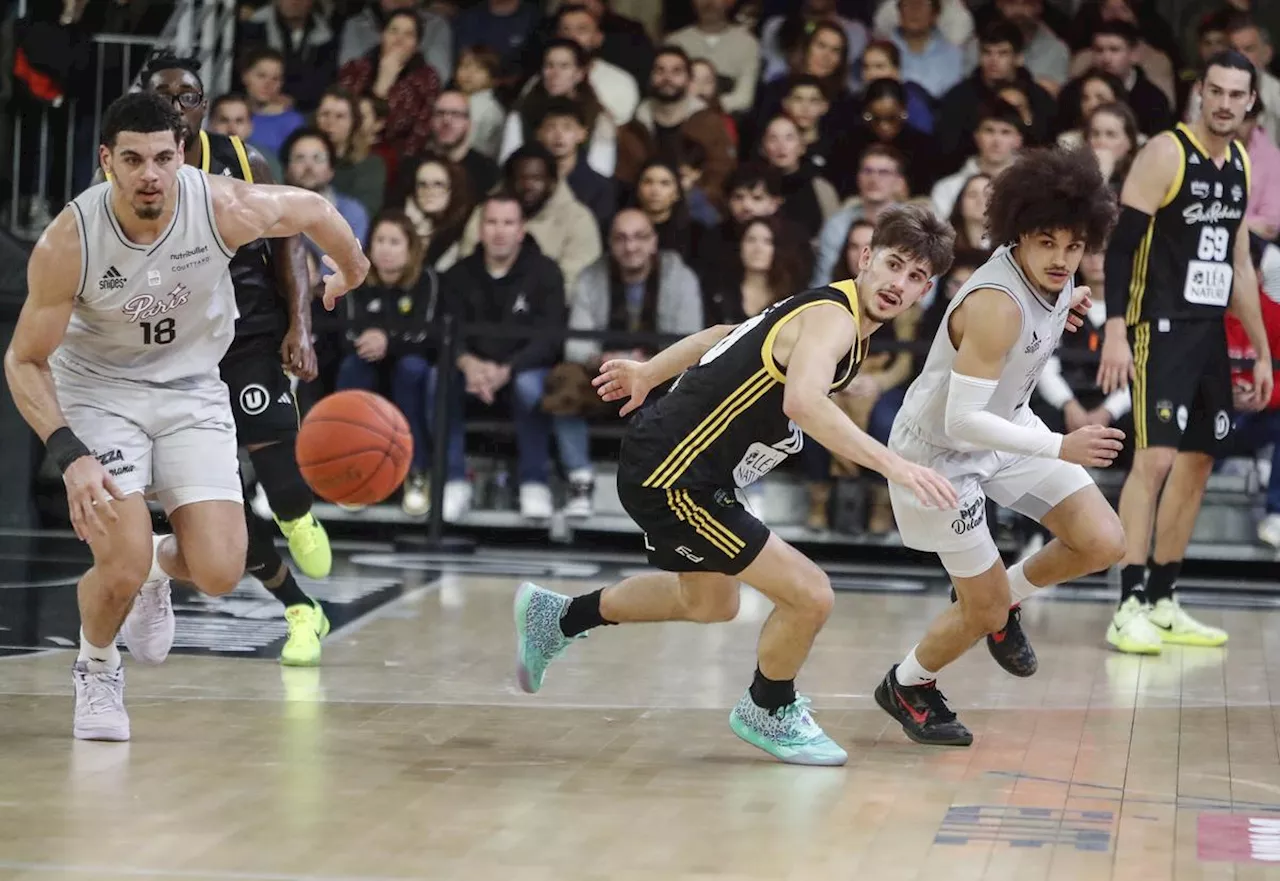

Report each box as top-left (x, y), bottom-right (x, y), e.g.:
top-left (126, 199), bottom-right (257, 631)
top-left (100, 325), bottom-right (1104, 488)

top-left (146, 534), bottom-right (170, 583)
top-left (78, 629), bottom-right (120, 673)
top-left (1006, 559), bottom-right (1045, 605)
top-left (895, 646), bottom-right (936, 687)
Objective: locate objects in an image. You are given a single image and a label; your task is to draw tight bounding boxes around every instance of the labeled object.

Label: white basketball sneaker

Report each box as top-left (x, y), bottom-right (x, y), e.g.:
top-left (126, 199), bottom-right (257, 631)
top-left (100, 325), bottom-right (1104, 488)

top-left (72, 661), bottom-right (130, 741)
top-left (119, 536), bottom-right (175, 664)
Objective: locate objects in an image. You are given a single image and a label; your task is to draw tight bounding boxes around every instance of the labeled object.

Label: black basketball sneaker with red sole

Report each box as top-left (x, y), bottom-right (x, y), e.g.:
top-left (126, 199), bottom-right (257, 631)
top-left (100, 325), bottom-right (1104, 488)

top-left (950, 588), bottom-right (1038, 677)
top-left (875, 665), bottom-right (973, 747)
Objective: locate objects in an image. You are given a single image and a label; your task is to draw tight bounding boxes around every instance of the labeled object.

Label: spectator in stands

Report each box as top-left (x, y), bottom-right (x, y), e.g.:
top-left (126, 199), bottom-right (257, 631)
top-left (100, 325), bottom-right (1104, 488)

top-left (398, 155), bottom-right (472, 271)
top-left (633, 160), bottom-right (699, 263)
top-left (238, 0), bottom-right (336, 112)
top-left (812, 144), bottom-right (907, 284)
top-left (315, 87), bottom-right (386, 221)
top-left (336, 212), bottom-right (441, 516)
top-left (358, 95), bottom-right (397, 183)
top-left (500, 39), bottom-right (618, 176)
top-left (1066, 0), bottom-right (1178, 109)
top-left (947, 172), bottom-right (991, 252)
top-left (989, 0), bottom-right (1071, 94)
top-left (453, 45), bottom-right (505, 159)
top-left (339, 0), bottom-right (454, 84)
top-left (935, 20), bottom-right (1055, 164)
top-left (240, 47), bottom-right (306, 158)
top-left (753, 22), bottom-right (853, 148)
top-left (1054, 68), bottom-right (1125, 147)
top-left (872, 0), bottom-right (973, 55)
top-left (1178, 9), bottom-right (1231, 119)
top-left (1058, 20), bottom-right (1172, 137)
top-left (759, 115), bottom-right (839, 242)
top-left (338, 9), bottom-right (441, 158)
top-left (760, 0), bottom-right (867, 91)
top-left (1241, 100), bottom-right (1280, 242)
top-left (888, 0), bottom-right (965, 100)
top-left (1086, 101), bottom-right (1139, 193)
top-left (688, 59), bottom-right (740, 147)
top-left (780, 75), bottom-right (835, 175)
top-left (665, 0), bottom-right (761, 114)
top-left (837, 78), bottom-right (939, 196)
top-left (1225, 14), bottom-right (1280, 140)
top-left (678, 138), bottom-right (720, 228)
top-left (860, 40), bottom-right (934, 134)
top-left (556, 4), bottom-right (639, 125)
top-left (536, 97), bottom-right (617, 236)
top-left (706, 215), bottom-right (810, 325)
top-left (451, 0), bottom-right (540, 72)
top-left (1227, 235), bottom-right (1280, 547)
top-left (991, 79), bottom-right (1045, 145)
top-left (461, 145), bottom-right (602, 292)
top-left (282, 128), bottom-right (370, 268)
top-left (424, 89), bottom-right (499, 198)
top-left (931, 99), bottom-right (1023, 220)
top-left (616, 46), bottom-right (735, 208)
top-left (691, 163), bottom-right (784, 294)
top-left (562, 0), bottom-right (655, 87)
top-left (1033, 248), bottom-right (1131, 465)
top-left (208, 93), bottom-right (284, 181)
top-left (444, 193), bottom-right (573, 521)
top-left (560, 208), bottom-right (704, 515)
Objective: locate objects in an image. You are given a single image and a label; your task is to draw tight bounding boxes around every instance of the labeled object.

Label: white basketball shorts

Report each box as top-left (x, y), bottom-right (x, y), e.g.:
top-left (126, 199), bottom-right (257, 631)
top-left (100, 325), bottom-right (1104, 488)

top-left (52, 364), bottom-right (243, 514)
top-left (887, 416), bottom-right (1094, 577)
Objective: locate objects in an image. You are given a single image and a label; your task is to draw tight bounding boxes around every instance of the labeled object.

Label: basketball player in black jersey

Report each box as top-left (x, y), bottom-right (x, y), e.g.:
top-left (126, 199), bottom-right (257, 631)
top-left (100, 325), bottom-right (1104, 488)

top-left (1098, 50), bottom-right (1273, 654)
top-left (511, 205), bottom-right (959, 766)
top-left (134, 53), bottom-right (332, 665)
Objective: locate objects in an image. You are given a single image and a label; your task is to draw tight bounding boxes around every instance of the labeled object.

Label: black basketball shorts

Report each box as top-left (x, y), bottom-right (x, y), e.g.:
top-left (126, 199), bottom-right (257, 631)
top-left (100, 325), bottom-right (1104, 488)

top-left (617, 481), bottom-right (771, 576)
top-left (218, 336), bottom-right (299, 447)
top-left (1129, 318), bottom-right (1233, 454)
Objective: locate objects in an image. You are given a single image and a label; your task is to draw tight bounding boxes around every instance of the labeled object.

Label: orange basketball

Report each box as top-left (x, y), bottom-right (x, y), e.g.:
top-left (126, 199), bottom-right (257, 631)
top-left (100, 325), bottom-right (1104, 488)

top-left (296, 390), bottom-right (414, 505)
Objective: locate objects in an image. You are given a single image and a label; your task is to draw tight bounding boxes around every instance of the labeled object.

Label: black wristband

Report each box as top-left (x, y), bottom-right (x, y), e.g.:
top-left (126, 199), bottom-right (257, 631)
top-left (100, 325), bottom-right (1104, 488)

top-left (46, 426), bottom-right (92, 473)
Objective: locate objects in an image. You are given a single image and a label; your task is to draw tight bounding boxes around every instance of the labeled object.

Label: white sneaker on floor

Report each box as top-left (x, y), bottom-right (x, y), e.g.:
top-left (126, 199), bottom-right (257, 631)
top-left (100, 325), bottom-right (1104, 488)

top-left (119, 578), bottom-right (174, 664)
top-left (519, 483), bottom-right (553, 520)
top-left (1148, 597), bottom-right (1228, 647)
top-left (442, 480), bottom-right (472, 522)
top-left (563, 469), bottom-right (594, 518)
top-left (1258, 513), bottom-right (1280, 548)
top-left (401, 472), bottom-right (429, 517)
top-left (73, 661), bottom-right (129, 741)
top-left (1105, 596), bottom-right (1163, 655)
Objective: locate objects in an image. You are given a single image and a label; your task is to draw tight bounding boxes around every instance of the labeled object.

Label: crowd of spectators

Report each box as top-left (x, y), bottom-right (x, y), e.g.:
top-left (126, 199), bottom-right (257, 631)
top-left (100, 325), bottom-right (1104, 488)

top-left (194, 0), bottom-right (1280, 537)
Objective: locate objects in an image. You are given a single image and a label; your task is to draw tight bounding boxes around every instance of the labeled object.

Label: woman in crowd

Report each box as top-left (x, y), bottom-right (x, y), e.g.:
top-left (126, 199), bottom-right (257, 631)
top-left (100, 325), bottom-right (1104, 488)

top-left (859, 39), bottom-right (934, 135)
top-left (838, 78), bottom-right (939, 195)
top-left (1086, 101), bottom-right (1140, 192)
top-left (948, 173), bottom-right (992, 252)
top-left (397, 155), bottom-right (473, 272)
top-left (315, 87), bottom-right (386, 220)
top-left (1055, 68), bottom-right (1126, 147)
top-left (338, 9), bottom-right (441, 158)
top-left (759, 115), bottom-right (838, 242)
top-left (240, 47), bottom-right (305, 158)
top-left (335, 212), bottom-right (443, 517)
top-left (633, 160), bottom-right (698, 263)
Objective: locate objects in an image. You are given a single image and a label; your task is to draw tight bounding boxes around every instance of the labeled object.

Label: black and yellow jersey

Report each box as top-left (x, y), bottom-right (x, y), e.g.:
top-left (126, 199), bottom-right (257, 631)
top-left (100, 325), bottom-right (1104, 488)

top-left (620, 282), bottom-right (865, 490)
top-left (1125, 122), bottom-right (1251, 326)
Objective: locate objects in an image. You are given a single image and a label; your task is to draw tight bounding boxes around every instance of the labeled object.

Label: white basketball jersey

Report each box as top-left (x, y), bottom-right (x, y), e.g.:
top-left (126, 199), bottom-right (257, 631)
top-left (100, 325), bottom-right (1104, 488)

top-left (53, 165), bottom-right (238, 384)
top-left (895, 244), bottom-right (1073, 453)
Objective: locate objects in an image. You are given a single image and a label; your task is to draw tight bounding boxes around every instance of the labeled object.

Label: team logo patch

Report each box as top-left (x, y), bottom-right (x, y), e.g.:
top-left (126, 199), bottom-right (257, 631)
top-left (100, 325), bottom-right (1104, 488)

top-left (239, 384), bottom-right (271, 415)
top-left (1214, 410), bottom-right (1231, 440)
top-left (1191, 181), bottom-right (1210, 199)
top-left (951, 496), bottom-right (986, 535)
top-left (1156, 399), bottom-right (1173, 423)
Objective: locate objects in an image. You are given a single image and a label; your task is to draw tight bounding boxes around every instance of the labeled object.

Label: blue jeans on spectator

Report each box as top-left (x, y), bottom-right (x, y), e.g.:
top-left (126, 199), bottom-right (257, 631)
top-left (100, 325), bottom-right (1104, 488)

top-left (447, 367), bottom-right (592, 485)
top-left (336, 353), bottom-right (431, 474)
top-left (868, 386), bottom-right (907, 445)
top-left (1228, 409), bottom-right (1280, 514)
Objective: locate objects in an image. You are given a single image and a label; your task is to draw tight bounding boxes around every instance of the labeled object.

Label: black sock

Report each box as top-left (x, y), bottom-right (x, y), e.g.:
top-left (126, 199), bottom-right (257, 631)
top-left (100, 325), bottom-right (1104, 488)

top-left (1120, 564), bottom-right (1147, 604)
top-left (264, 567), bottom-right (313, 609)
top-left (749, 667), bottom-right (797, 714)
top-left (1145, 559), bottom-right (1180, 604)
top-left (559, 588), bottom-right (613, 637)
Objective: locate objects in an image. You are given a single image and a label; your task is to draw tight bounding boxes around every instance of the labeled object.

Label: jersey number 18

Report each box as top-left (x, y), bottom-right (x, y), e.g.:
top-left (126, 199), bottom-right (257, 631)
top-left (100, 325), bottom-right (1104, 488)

top-left (141, 318), bottom-right (176, 345)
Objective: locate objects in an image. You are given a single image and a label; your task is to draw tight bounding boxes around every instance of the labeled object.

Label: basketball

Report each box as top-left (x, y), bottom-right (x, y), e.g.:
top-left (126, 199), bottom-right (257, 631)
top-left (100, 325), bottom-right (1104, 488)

top-left (296, 390), bottom-right (414, 505)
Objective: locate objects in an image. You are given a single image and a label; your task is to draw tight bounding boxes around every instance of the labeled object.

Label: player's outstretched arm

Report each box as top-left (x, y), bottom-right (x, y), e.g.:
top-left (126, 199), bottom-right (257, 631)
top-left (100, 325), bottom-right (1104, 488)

top-left (208, 174), bottom-right (369, 308)
top-left (4, 210), bottom-right (126, 537)
top-left (948, 289), bottom-right (1124, 466)
top-left (781, 306), bottom-right (958, 510)
top-left (595, 323), bottom-right (735, 415)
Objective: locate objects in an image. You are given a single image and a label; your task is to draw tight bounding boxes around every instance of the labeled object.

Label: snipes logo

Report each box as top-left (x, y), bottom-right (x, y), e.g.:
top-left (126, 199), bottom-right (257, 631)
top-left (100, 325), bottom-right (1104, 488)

top-left (98, 266), bottom-right (126, 291)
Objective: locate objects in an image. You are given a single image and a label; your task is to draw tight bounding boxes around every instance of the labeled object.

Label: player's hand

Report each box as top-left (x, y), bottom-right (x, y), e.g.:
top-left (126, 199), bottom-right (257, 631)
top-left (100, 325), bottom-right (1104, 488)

top-left (281, 324), bottom-right (318, 381)
top-left (1252, 357), bottom-right (1274, 410)
top-left (1063, 399), bottom-right (1088, 432)
top-left (884, 457), bottom-right (958, 510)
top-left (319, 255), bottom-right (365, 310)
top-left (1059, 424), bottom-right (1125, 467)
top-left (594, 359), bottom-right (654, 417)
top-left (1096, 330), bottom-right (1134, 394)
top-left (1065, 286), bottom-right (1092, 333)
top-left (63, 456), bottom-right (127, 542)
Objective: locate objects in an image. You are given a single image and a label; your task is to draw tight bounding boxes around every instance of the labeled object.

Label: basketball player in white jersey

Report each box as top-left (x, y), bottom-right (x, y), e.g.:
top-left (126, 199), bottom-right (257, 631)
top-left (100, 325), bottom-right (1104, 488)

top-left (875, 147), bottom-right (1127, 747)
top-left (3, 92), bottom-right (369, 741)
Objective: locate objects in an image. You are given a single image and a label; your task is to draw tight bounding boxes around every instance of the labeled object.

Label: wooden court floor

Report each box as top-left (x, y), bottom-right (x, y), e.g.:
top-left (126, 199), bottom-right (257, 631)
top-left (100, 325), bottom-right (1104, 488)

top-left (0, 541), bottom-right (1279, 880)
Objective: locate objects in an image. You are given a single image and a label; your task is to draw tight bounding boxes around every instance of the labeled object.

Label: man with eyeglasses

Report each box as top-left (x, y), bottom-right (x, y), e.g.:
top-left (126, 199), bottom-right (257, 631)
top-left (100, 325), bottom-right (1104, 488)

top-left (112, 52), bottom-right (336, 667)
top-left (421, 89), bottom-right (498, 198)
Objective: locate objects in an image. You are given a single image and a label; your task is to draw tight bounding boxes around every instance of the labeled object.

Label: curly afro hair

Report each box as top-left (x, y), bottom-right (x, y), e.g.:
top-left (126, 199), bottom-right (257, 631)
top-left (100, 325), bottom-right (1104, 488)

top-left (986, 146), bottom-right (1118, 251)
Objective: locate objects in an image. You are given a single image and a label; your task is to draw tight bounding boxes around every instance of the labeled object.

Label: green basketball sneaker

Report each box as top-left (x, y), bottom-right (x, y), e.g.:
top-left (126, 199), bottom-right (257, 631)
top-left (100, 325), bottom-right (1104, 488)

top-left (513, 582), bottom-right (583, 693)
top-left (729, 690), bottom-right (848, 766)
